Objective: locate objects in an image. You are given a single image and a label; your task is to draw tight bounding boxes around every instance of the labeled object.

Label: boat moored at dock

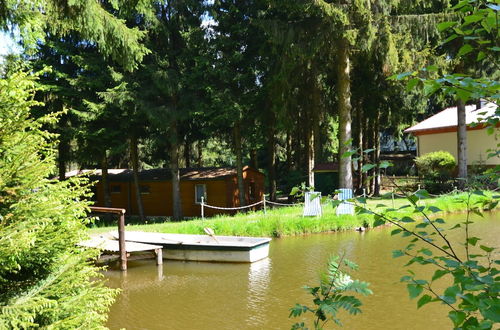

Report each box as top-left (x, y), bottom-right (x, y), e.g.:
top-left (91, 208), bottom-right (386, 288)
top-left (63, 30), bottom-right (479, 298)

top-left (111, 231), bottom-right (271, 263)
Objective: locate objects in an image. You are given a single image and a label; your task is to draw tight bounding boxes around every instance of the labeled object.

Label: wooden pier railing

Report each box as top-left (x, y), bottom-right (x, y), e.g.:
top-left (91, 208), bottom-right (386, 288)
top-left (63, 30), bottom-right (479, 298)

top-left (89, 206), bottom-right (127, 270)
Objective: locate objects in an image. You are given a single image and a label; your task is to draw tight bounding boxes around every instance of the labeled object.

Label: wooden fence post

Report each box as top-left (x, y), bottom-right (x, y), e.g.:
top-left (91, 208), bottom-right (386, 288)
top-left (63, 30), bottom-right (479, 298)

top-left (118, 210), bottom-right (127, 271)
top-left (263, 195), bottom-right (266, 214)
top-left (89, 206), bottom-right (128, 271)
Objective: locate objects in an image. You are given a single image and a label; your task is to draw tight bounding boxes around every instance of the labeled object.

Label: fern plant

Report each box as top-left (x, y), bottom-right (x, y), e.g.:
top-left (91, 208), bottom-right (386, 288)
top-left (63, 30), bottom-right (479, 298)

top-left (289, 255), bottom-right (372, 329)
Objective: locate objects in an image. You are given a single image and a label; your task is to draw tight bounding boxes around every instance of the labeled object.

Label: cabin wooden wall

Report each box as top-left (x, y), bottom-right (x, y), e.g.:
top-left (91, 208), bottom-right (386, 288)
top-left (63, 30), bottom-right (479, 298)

top-left (93, 179), bottom-right (236, 218)
top-left (226, 168), bottom-right (265, 209)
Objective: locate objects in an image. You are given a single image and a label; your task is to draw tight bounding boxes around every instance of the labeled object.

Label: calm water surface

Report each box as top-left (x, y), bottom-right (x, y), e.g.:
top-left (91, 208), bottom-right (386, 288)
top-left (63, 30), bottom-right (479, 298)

top-left (104, 212), bottom-right (499, 329)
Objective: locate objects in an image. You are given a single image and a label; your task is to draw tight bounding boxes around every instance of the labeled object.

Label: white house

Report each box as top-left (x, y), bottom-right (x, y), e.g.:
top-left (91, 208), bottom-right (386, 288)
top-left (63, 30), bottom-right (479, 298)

top-left (405, 102), bottom-right (499, 166)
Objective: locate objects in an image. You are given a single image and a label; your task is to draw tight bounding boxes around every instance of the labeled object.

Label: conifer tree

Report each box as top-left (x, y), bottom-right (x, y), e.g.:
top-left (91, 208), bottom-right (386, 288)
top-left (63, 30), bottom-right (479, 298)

top-left (0, 69), bottom-right (117, 328)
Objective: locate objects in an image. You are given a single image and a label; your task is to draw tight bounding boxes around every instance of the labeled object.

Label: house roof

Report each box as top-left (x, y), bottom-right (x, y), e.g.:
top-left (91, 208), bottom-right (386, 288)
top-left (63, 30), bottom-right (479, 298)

top-left (405, 102), bottom-right (498, 135)
top-left (65, 166), bottom-right (263, 182)
top-left (313, 162), bottom-right (339, 172)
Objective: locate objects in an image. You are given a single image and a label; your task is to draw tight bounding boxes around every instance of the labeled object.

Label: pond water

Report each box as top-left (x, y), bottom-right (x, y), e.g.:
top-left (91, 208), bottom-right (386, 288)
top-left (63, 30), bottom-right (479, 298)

top-left (104, 212), bottom-right (499, 329)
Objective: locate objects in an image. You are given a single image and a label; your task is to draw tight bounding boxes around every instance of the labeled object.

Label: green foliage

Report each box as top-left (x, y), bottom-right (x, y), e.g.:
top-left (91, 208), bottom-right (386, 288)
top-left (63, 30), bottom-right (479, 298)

top-left (356, 169), bottom-right (499, 329)
top-left (0, 0), bottom-right (151, 71)
top-left (0, 70), bottom-right (117, 328)
top-left (388, 192), bottom-right (500, 329)
top-left (289, 255), bottom-right (372, 329)
top-left (415, 151), bottom-right (457, 193)
top-left (415, 151), bottom-right (456, 179)
top-left (391, 0), bottom-right (499, 104)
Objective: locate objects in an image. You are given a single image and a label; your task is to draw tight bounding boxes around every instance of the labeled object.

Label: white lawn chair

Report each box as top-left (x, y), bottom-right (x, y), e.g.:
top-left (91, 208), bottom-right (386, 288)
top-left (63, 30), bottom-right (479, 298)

top-left (336, 188), bottom-right (354, 215)
top-left (303, 191), bottom-right (322, 217)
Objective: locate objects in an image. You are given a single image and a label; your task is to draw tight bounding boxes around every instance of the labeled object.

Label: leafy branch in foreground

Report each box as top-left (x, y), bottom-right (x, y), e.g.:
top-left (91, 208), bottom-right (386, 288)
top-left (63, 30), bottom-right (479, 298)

top-left (338, 176), bottom-right (498, 329)
top-left (379, 1), bottom-right (500, 327)
top-left (289, 255), bottom-right (372, 329)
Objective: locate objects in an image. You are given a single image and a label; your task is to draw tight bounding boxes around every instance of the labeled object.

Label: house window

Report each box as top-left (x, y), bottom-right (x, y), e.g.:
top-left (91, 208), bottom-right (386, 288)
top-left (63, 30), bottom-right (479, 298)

top-left (139, 184), bottom-right (151, 194)
top-left (111, 185), bottom-right (121, 194)
top-left (195, 184), bottom-right (207, 204)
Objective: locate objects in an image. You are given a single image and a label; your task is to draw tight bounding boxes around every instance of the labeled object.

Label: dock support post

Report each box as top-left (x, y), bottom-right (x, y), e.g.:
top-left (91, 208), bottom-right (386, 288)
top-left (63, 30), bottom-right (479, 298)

top-left (155, 248), bottom-right (163, 265)
top-left (118, 211), bottom-right (127, 271)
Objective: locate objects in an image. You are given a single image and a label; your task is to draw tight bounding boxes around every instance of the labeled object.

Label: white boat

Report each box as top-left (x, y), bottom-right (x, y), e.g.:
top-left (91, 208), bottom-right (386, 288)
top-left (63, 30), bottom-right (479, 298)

top-left (111, 231), bottom-right (271, 263)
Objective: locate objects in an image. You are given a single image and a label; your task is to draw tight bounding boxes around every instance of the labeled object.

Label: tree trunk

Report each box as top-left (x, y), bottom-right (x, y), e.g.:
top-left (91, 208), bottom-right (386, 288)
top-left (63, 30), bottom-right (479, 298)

top-left (58, 140), bottom-right (69, 180)
top-left (57, 111), bottom-right (70, 181)
top-left (363, 116), bottom-right (373, 194)
top-left (312, 69), bottom-right (322, 165)
top-left (184, 140), bottom-right (191, 168)
top-left (101, 152), bottom-right (112, 207)
top-left (197, 140), bottom-right (203, 167)
top-left (368, 116), bottom-right (376, 195)
top-left (130, 135), bottom-right (145, 221)
top-left (457, 98), bottom-right (467, 188)
top-left (267, 118), bottom-right (277, 201)
top-left (250, 149), bottom-right (258, 169)
top-left (170, 121), bottom-right (183, 220)
top-left (373, 110), bottom-right (381, 196)
top-left (355, 103), bottom-right (364, 193)
top-left (306, 120), bottom-right (315, 188)
top-left (337, 38), bottom-right (353, 190)
top-left (233, 121), bottom-right (246, 207)
top-left (362, 115), bottom-right (370, 194)
top-left (286, 131), bottom-right (293, 172)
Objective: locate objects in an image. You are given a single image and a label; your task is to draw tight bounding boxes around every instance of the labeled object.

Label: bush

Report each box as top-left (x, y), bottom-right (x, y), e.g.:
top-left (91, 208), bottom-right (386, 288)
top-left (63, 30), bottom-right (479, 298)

top-left (415, 151), bottom-right (456, 193)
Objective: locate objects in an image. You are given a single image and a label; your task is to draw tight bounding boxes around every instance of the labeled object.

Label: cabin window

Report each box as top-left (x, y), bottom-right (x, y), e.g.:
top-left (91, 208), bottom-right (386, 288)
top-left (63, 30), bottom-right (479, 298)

top-left (111, 185), bottom-right (121, 194)
top-left (195, 184), bottom-right (207, 204)
top-left (139, 184), bottom-right (151, 194)
top-left (249, 182), bottom-right (257, 200)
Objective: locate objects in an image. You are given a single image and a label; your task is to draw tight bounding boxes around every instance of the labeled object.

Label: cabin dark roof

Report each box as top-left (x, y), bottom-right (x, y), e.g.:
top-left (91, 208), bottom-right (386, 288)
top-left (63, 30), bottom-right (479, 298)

top-left (313, 162), bottom-right (339, 172)
top-left (65, 166), bottom-right (262, 182)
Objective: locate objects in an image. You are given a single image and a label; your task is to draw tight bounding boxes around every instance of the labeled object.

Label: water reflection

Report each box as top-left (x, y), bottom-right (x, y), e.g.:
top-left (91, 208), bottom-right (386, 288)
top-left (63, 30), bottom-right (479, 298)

top-left (104, 212), bottom-right (499, 330)
top-left (246, 258), bottom-right (271, 327)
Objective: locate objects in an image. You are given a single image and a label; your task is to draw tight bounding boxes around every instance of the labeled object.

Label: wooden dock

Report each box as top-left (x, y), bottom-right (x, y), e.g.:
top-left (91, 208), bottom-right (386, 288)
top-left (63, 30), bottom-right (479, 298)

top-left (80, 234), bottom-right (163, 266)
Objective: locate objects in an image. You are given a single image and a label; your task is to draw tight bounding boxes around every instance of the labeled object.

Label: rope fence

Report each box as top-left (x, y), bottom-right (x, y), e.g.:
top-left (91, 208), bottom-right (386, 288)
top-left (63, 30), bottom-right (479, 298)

top-left (199, 186), bottom-right (498, 219)
top-left (266, 200), bottom-right (303, 206)
top-left (200, 196), bottom-right (304, 219)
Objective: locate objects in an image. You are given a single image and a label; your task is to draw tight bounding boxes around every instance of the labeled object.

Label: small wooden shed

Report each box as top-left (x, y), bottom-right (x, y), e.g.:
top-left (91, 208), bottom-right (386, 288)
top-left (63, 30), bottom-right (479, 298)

top-left (70, 166), bottom-right (265, 218)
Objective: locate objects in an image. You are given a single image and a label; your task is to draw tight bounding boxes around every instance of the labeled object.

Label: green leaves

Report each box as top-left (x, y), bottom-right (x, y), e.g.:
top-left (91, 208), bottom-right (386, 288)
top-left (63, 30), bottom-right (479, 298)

top-left (290, 255), bottom-right (372, 328)
top-left (361, 164), bottom-right (376, 172)
top-left (479, 245), bottom-right (494, 253)
top-left (289, 304), bottom-right (309, 318)
top-left (431, 269), bottom-right (448, 281)
top-left (417, 294), bottom-right (433, 309)
top-left (449, 311), bottom-right (467, 327)
top-left (437, 21), bottom-right (456, 32)
top-left (392, 249), bottom-right (405, 258)
top-left (466, 237), bottom-right (481, 246)
top-left (407, 284), bottom-right (423, 299)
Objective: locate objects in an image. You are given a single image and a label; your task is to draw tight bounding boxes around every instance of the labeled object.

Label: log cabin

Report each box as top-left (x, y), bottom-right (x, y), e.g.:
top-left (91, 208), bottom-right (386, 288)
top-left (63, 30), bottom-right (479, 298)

top-left (66, 166), bottom-right (265, 218)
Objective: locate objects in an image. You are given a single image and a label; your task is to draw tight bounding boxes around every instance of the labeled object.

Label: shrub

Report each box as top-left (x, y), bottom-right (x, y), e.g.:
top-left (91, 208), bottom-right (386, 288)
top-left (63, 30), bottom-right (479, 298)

top-left (415, 151), bottom-right (456, 193)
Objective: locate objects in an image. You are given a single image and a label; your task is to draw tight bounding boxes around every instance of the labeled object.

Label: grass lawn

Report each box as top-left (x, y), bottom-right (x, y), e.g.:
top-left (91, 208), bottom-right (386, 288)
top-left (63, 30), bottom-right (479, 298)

top-left (87, 191), bottom-right (497, 238)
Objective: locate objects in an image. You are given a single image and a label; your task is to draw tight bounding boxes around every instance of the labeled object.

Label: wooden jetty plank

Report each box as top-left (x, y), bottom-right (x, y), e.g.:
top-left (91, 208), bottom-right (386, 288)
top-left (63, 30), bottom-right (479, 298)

top-left (79, 235), bottom-right (163, 266)
top-left (79, 237), bottom-right (162, 253)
